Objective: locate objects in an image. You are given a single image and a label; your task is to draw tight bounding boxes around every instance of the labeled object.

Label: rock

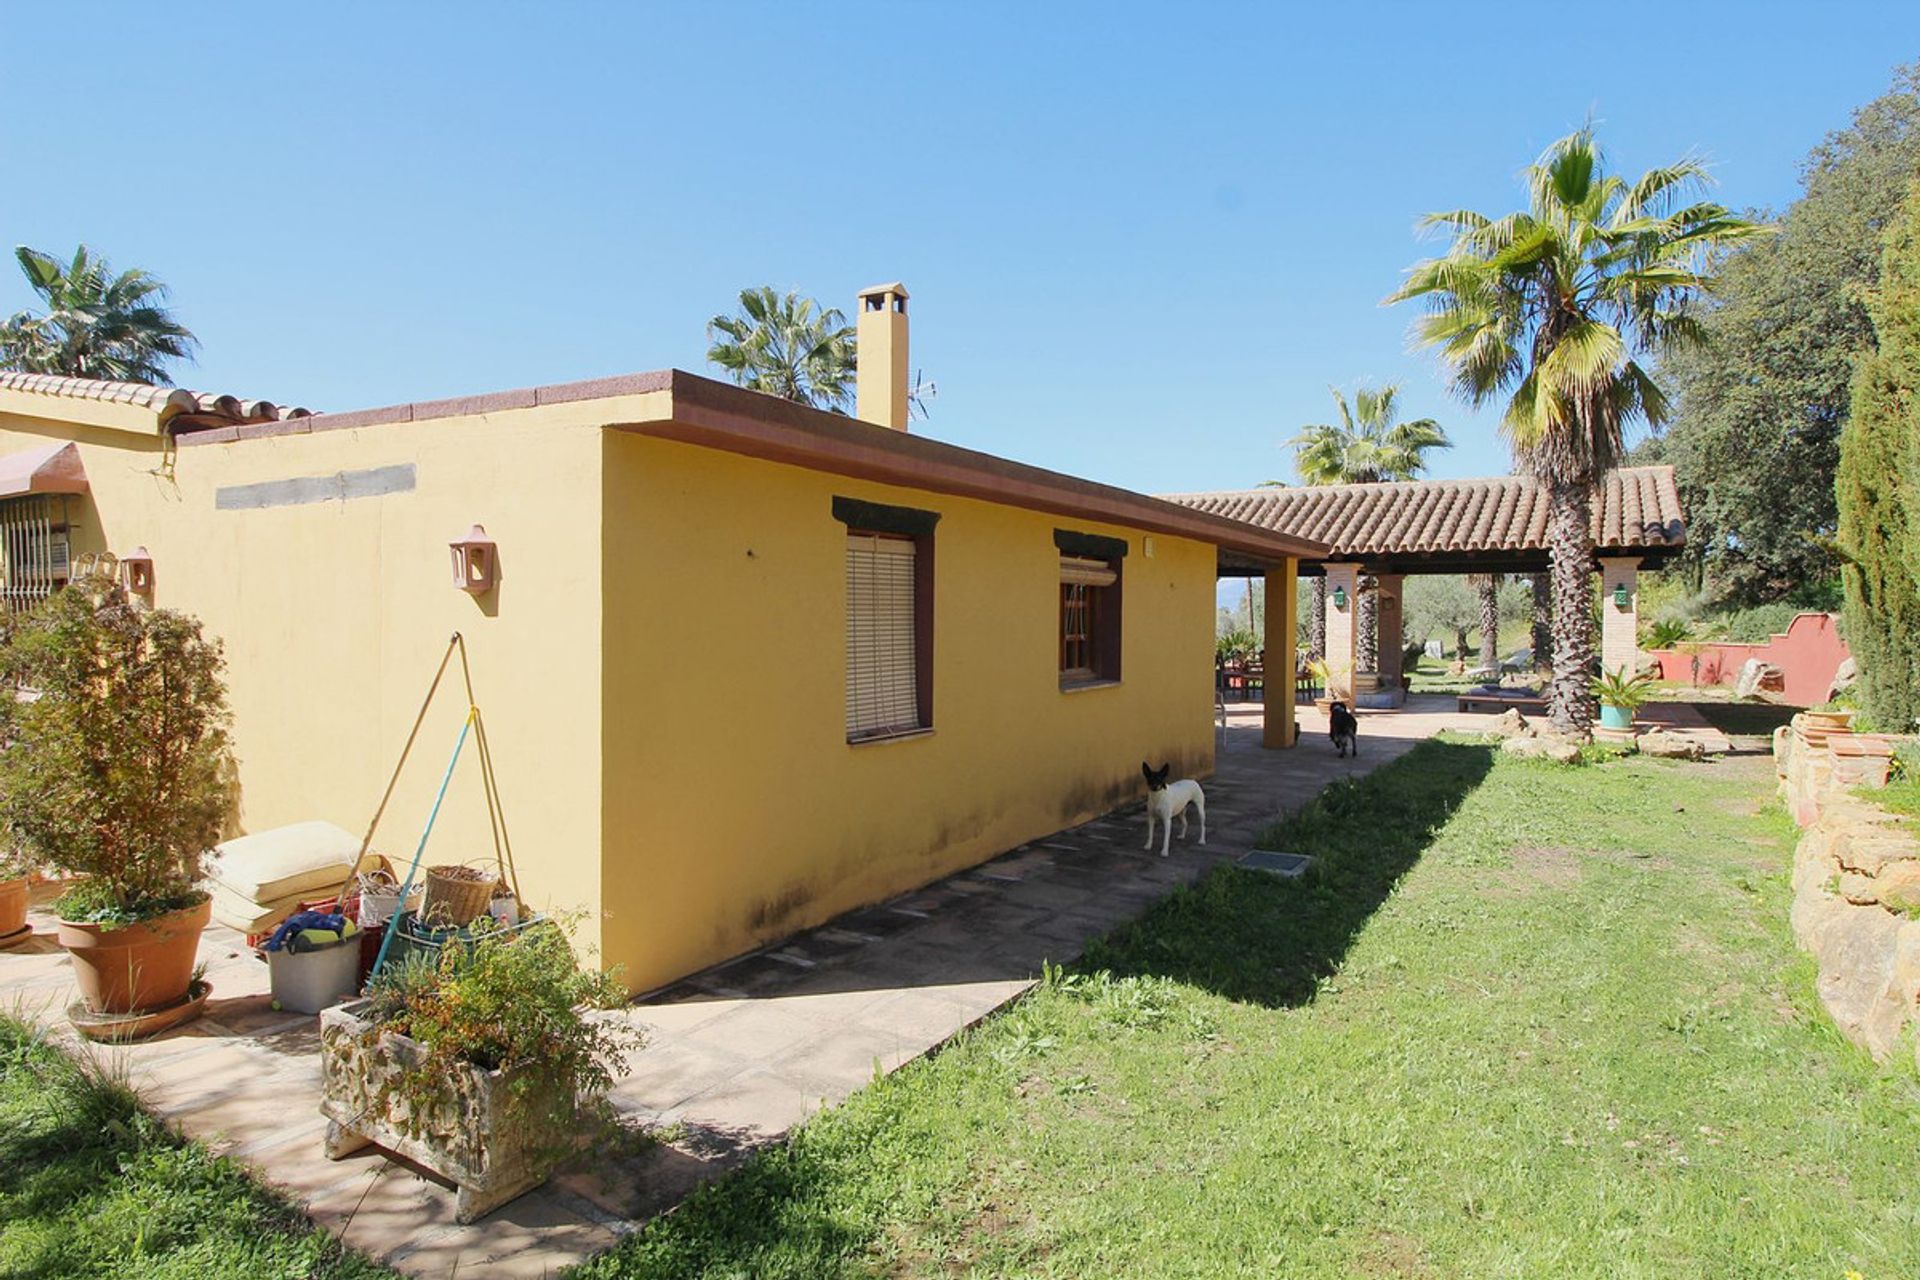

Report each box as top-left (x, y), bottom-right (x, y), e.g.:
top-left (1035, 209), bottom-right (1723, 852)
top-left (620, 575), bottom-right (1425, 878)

top-left (1487, 707), bottom-right (1531, 739)
top-left (1501, 733), bottom-right (1582, 765)
top-left (1793, 890), bottom-right (1910, 1059)
top-left (1834, 828), bottom-right (1920, 876)
top-left (1876, 861), bottom-right (1920, 914)
top-left (1639, 730), bottom-right (1706, 761)
top-left (1735, 658), bottom-right (1785, 699)
top-left (1829, 657), bottom-right (1858, 701)
top-left (1839, 871), bottom-right (1882, 905)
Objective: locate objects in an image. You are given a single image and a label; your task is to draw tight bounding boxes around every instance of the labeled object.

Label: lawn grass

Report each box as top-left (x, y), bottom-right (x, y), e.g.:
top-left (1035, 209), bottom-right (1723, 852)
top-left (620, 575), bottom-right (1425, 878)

top-left (0, 1017), bottom-right (391, 1279)
top-left (575, 739), bottom-right (1920, 1280)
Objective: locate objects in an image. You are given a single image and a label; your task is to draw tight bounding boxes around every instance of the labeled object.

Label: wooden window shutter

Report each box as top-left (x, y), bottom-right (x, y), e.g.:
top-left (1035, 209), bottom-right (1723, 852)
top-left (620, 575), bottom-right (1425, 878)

top-left (846, 533), bottom-right (921, 739)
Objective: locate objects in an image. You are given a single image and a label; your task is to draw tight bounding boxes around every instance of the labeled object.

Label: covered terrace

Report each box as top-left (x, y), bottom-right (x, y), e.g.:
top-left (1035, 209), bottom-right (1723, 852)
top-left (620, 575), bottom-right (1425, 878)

top-left (1165, 465), bottom-right (1687, 720)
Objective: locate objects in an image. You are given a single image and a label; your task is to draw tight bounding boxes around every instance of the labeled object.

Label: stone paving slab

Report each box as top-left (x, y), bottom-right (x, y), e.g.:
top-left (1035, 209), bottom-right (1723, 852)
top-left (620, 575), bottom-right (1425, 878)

top-left (0, 695), bottom-right (1483, 1274)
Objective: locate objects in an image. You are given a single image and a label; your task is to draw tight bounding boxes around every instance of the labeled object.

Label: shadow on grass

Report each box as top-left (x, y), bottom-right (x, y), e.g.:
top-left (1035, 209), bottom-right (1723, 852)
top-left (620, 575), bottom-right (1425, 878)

top-left (1079, 736), bottom-right (1496, 1008)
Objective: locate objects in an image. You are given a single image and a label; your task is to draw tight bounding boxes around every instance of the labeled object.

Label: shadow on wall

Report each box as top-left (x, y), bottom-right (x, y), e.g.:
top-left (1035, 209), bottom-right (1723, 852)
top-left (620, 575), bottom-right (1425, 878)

top-left (1079, 737), bottom-right (1497, 1009)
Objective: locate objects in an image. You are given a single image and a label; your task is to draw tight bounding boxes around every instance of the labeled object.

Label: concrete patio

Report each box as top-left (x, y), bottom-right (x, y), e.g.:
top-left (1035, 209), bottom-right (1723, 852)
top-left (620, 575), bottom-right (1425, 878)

top-left (0, 695), bottom-right (1485, 1276)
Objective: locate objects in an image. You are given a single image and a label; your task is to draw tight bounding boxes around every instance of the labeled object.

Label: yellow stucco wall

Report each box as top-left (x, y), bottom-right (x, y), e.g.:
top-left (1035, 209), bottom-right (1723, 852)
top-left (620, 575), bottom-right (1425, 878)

top-left (0, 397), bottom-right (673, 957)
top-left (599, 433), bottom-right (1217, 992)
top-left (0, 394), bottom-right (1221, 991)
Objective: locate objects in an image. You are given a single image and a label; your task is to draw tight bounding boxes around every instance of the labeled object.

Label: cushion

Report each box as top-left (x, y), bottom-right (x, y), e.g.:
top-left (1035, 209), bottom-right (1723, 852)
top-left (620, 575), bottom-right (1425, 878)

top-left (210, 881), bottom-right (315, 935)
top-left (206, 820), bottom-right (365, 903)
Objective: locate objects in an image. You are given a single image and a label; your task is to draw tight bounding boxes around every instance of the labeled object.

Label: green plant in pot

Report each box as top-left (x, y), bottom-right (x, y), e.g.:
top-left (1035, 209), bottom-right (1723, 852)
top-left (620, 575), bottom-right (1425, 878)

top-left (320, 916), bottom-right (641, 1222)
top-left (1589, 665), bottom-right (1656, 730)
top-left (0, 581), bottom-right (234, 1018)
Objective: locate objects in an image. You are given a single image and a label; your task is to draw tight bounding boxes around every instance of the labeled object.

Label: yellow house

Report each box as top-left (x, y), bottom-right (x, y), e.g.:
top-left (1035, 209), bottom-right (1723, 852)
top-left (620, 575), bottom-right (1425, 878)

top-left (0, 286), bottom-right (1317, 992)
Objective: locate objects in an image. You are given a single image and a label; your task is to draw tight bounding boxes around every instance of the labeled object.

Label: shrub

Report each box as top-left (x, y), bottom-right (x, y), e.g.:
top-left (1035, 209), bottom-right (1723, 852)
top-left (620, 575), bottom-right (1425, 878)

top-left (365, 918), bottom-right (639, 1138)
top-left (1703, 602), bottom-right (1801, 644)
top-left (1641, 617), bottom-right (1692, 650)
top-left (0, 582), bottom-right (234, 923)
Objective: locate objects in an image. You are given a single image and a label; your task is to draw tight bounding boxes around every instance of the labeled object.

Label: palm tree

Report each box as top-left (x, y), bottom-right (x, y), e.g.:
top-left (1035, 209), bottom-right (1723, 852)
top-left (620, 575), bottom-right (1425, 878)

top-left (1288, 384), bottom-right (1452, 668)
top-left (705, 287), bottom-right (857, 412)
top-left (1471, 573), bottom-right (1503, 671)
top-left (1389, 129), bottom-right (1765, 732)
top-left (0, 245), bottom-right (196, 384)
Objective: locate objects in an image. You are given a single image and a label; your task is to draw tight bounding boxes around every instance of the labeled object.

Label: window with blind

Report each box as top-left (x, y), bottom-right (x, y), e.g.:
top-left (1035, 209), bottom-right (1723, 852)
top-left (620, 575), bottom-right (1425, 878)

top-left (836, 496), bottom-right (938, 743)
top-left (845, 533), bottom-right (922, 739)
top-left (1056, 529), bottom-right (1125, 687)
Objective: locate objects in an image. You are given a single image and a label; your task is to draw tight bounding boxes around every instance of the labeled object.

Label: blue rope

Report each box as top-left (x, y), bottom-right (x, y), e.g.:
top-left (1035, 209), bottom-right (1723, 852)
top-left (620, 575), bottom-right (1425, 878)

top-left (367, 709), bottom-right (475, 983)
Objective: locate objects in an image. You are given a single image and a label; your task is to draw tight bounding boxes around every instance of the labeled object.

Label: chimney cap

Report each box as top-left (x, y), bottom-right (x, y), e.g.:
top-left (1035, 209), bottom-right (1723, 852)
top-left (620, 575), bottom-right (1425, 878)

top-left (856, 281), bottom-right (909, 300)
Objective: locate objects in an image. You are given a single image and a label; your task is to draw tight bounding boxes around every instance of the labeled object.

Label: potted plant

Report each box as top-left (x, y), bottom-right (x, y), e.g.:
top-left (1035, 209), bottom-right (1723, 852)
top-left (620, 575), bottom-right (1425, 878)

top-left (0, 848), bottom-right (34, 949)
top-left (1590, 665), bottom-right (1656, 731)
top-left (0, 582), bottom-right (234, 1034)
top-left (319, 917), bottom-right (640, 1223)
top-left (1309, 657), bottom-right (1353, 708)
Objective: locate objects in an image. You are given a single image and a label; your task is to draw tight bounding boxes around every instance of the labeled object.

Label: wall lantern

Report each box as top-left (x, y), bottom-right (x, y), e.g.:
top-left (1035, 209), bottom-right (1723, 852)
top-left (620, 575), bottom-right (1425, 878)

top-left (1612, 583), bottom-right (1631, 610)
top-left (449, 524), bottom-right (496, 594)
top-left (1331, 585), bottom-right (1349, 610)
top-left (121, 547), bottom-right (155, 598)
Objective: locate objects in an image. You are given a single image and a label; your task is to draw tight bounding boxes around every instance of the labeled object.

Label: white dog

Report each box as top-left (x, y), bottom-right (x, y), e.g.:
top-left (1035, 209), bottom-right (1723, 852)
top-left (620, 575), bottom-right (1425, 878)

top-left (1141, 761), bottom-right (1206, 857)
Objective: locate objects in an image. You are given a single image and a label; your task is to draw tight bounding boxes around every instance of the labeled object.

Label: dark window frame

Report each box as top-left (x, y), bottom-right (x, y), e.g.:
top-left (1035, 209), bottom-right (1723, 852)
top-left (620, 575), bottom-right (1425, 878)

top-left (1055, 529), bottom-right (1126, 688)
top-left (836, 497), bottom-right (937, 740)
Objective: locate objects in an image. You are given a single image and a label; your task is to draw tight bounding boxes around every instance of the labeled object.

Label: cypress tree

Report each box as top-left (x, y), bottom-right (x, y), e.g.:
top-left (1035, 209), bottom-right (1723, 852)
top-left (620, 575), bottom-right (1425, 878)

top-left (1837, 178), bottom-right (1920, 731)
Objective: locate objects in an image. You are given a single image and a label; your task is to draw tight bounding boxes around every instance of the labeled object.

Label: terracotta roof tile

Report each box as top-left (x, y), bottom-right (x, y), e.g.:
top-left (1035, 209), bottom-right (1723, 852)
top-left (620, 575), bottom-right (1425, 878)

top-left (0, 372), bottom-right (311, 427)
top-left (1161, 467), bottom-right (1684, 564)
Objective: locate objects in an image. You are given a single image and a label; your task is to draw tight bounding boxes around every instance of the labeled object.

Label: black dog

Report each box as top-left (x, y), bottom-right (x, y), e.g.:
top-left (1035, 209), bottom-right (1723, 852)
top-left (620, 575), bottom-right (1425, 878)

top-left (1328, 702), bottom-right (1359, 757)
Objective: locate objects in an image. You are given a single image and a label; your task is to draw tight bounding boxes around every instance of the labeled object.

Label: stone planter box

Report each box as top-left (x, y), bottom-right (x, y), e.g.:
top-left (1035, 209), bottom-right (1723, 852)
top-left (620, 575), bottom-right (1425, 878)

top-left (319, 1000), bottom-right (568, 1222)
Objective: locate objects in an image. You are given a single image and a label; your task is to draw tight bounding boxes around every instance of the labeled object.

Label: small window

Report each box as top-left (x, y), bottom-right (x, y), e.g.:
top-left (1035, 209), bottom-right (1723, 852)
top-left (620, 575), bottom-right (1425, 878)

top-left (1056, 530), bottom-right (1125, 687)
top-left (836, 497), bottom-right (937, 742)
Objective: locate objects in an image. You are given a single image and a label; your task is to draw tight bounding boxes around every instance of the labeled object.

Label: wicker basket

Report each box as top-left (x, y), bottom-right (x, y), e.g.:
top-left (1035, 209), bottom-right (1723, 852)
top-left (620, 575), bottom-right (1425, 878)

top-left (421, 865), bottom-right (496, 928)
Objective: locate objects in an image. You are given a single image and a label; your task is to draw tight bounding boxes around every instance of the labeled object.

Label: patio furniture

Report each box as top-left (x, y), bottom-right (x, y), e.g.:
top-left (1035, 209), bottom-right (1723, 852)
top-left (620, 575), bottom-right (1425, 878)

top-left (1456, 691), bottom-right (1549, 714)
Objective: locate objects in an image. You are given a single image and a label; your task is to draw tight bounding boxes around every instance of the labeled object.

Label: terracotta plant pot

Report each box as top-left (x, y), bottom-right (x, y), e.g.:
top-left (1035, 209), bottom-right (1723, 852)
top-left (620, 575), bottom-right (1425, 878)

top-left (58, 896), bottom-right (210, 1015)
top-left (0, 877), bottom-right (28, 944)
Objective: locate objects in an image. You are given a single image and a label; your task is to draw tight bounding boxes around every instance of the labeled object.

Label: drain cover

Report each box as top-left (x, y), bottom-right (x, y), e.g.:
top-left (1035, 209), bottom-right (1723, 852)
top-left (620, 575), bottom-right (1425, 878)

top-left (1236, 850), bottom-right (1314, 878)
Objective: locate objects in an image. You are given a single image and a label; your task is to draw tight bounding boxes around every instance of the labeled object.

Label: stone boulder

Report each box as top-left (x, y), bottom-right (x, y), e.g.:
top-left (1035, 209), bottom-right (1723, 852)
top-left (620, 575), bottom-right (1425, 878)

top-left (1735, 658), bottom-right (1786, 699)
top-left (1639, 730), bottom-right (1706, 761)
top-left (1829, 657), bottom-right (1858, 701)
top-left (1875, 861), bottom-right (1920, 914)
top-left (1501, 733), bottom-right (1583, 765)
top-left (1486, 707), bottom-right (1531, 739)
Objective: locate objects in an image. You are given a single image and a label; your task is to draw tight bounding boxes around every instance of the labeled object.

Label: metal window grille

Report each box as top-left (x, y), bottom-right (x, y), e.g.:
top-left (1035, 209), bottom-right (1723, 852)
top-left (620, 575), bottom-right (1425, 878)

top-left (0, 495), bottom-right (68, 615)
top-left (1059, 555), bottom-right (1116, 679)
top-left (845, 532), bottom-right (920, 740)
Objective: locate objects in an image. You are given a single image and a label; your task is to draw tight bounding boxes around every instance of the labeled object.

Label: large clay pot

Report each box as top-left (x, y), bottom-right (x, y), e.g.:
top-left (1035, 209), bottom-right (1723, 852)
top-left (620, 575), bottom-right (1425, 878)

top-left (0, 877), bottom-right (26, 939)
top-left (1599, 704), bottom-right (1635, 730)
top-left (58, 896), bottom-right (210, 1014)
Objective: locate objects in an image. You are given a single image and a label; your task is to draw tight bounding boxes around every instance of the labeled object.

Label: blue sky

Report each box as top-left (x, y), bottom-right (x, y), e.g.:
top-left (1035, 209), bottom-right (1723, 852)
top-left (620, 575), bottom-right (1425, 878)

top-left (4, 3), bottom-right (1914, 495)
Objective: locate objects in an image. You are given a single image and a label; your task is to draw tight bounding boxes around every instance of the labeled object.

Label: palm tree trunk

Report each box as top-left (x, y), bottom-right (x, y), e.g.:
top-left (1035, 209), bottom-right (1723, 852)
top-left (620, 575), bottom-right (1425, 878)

top-left (1546, 478), bottom-right (1598, 733)
top-left (1476, 575), bottom-right (1501, 671)
top-left (1531, 572), bottom-right (1552, 672)
top-left (1357, 578), bottom-right (1378, 672)
top-left (1309, 578), bottom-right (1327, 658)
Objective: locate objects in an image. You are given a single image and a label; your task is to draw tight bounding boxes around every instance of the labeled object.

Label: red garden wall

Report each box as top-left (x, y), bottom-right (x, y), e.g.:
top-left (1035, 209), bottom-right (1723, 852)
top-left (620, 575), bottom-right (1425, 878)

top-left (1650, 612), bottom-right (1850, 707)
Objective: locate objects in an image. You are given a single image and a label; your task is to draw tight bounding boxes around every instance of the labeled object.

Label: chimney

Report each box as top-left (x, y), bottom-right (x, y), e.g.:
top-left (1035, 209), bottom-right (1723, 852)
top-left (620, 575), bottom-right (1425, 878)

top-left (855, 282), bottom-right (910, 431)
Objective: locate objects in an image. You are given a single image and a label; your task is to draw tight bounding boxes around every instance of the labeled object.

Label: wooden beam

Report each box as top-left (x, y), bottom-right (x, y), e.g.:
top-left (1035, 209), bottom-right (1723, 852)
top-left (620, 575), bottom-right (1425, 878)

top-left (1264, 557), bottom-right (1299, 749)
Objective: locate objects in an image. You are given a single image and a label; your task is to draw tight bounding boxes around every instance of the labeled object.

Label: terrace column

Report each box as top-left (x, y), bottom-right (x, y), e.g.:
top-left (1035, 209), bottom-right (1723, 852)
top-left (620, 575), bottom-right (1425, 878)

top-left (1373, 573), bottom-right (1405, 701)
top-left (1322, 563), bottom-right (1360, 701)
top-left (1263, 557), bottom-right (1299, 748)
top-left (1598, 556), bottom-right (1641, 676)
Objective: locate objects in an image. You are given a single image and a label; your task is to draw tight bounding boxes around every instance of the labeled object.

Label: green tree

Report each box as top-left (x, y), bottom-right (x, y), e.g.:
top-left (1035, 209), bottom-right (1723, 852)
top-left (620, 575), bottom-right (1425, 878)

top-left (705, 287), bottom-right (857, 411)
top-left (1391, 128), bottom-right (1765, 732)
top-left (1404, 575), bottom-right (1478, 661)
top-left (1837, 177), bottom-right (1920, 732)
top-left (0, 245), bottom-right (196, 384)
top-left (1286, 384), bottom-right (1451, 666)
top-left (1644, 64), bottom-right (1920, 604)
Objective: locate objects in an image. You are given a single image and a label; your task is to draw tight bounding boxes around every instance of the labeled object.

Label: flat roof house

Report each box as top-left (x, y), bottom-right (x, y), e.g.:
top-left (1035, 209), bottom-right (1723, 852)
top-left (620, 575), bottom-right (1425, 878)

top-left (0, 286), bottom-right (1320, 992)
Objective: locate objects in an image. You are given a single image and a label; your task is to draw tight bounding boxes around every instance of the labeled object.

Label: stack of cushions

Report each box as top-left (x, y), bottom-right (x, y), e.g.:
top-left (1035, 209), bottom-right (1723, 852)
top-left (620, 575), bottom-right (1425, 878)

top-left (204, 821), bottom-right (379, 935)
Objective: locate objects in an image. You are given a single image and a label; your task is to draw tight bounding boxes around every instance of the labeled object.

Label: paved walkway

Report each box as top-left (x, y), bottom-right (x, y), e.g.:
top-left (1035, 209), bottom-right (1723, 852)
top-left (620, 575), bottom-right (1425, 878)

top-left (0, 695), bottom-right (1482, 1276)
